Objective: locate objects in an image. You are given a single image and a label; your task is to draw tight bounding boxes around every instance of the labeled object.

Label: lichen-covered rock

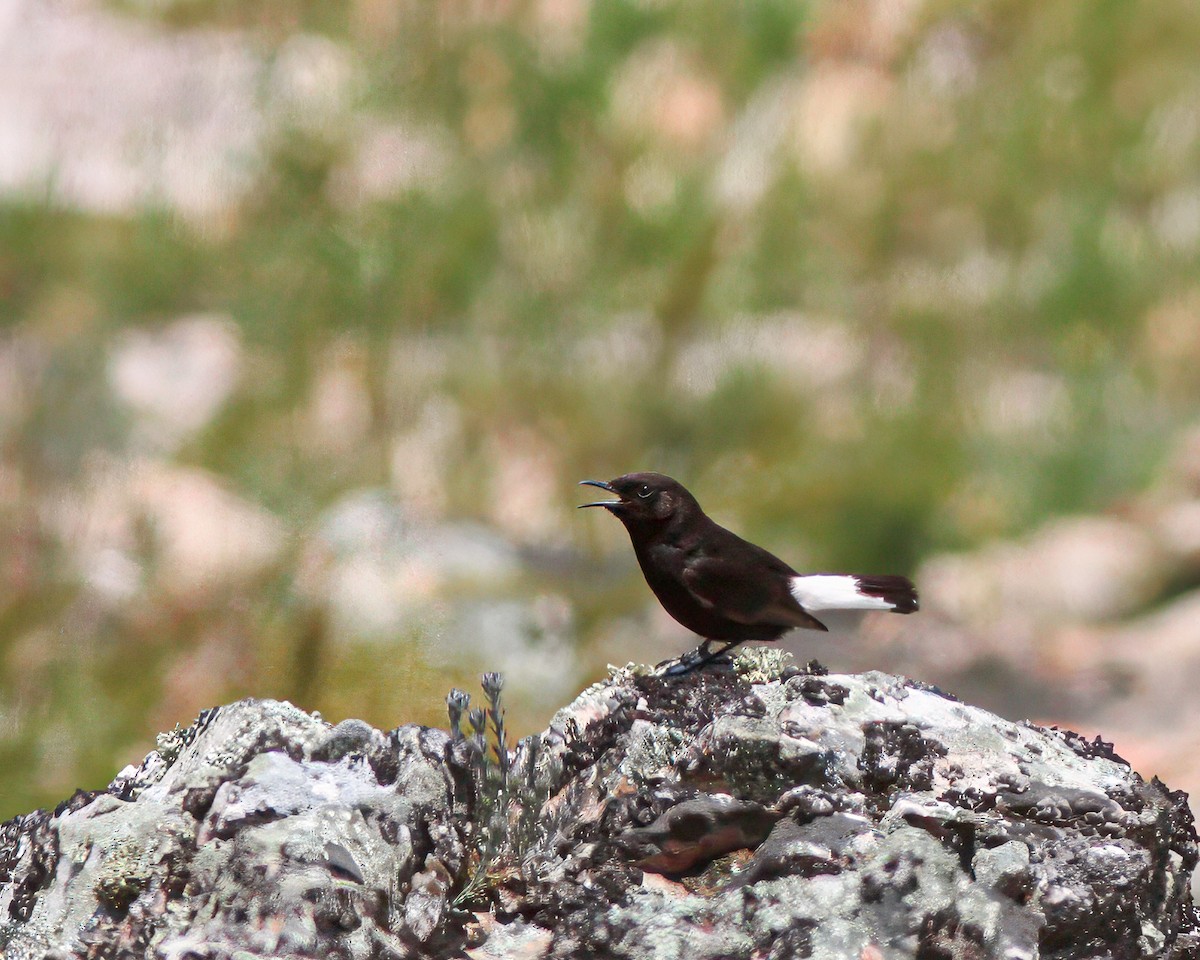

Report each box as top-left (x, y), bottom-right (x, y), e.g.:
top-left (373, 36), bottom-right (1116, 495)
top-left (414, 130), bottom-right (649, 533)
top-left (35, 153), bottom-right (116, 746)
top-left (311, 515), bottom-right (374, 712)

top-left (0, 651), bottom-right (1196, 959)
top-left (517, 656), bottom-right (1198, 959)
top-left (0, 700), bottom-right (463, 959)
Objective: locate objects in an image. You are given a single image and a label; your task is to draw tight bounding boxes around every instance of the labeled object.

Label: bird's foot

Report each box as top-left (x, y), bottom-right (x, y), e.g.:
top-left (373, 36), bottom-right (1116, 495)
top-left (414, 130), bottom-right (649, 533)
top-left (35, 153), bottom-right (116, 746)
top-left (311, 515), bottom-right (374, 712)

top-left (661, 641), bottom-right (739, 677)
top-left (662, 656), bottom-right (706, 677)
top-left (661, 653), bottom-right (704, 677)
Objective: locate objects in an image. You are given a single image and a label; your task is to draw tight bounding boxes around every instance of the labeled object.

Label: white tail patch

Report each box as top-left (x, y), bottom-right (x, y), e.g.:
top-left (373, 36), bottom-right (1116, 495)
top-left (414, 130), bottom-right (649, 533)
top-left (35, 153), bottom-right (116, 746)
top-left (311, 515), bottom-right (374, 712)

top-left (789, 575), bottom-right (896, 612)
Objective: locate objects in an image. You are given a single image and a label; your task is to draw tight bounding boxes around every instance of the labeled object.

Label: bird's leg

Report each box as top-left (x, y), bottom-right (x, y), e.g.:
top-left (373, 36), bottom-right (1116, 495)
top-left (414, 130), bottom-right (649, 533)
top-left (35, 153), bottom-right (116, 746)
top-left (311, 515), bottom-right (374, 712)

top-left (697, 639), bottom-right (745, 667)
top-left (664, 639), bottom-right (746, 677)
top-left (663, 643), bottom-right (706, 677)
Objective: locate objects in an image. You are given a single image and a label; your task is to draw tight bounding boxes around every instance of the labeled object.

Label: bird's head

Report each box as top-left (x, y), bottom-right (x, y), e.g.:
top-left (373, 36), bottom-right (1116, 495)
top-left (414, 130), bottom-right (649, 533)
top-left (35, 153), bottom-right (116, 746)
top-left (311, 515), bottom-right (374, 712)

top-left (578, 472), bottom-right (697, 525)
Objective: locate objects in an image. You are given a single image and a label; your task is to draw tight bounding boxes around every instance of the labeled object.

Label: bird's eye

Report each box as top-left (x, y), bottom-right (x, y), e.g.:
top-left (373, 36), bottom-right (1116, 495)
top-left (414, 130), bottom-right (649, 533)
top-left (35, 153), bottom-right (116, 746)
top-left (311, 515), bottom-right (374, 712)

top-left (638, 484), bottom-right (652, 498)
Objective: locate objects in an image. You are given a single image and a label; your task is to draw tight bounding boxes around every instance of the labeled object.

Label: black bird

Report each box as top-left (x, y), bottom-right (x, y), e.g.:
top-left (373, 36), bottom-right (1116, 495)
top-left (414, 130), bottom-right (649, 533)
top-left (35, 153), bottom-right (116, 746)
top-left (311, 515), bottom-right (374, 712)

top-left (579, 472), bottom-right (917, 674)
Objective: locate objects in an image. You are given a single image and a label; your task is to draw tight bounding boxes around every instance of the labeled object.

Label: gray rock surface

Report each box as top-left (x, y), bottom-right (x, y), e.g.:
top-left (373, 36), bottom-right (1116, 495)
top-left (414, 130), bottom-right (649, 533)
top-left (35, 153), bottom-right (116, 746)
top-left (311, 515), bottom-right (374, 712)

top-left (1, 651), bottom-right (1197, 959)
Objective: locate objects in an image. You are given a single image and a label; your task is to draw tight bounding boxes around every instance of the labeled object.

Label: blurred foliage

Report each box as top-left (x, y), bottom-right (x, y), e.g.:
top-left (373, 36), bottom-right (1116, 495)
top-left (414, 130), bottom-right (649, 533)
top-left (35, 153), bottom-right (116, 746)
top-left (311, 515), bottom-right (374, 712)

top-left (2, 0), bottom-right (1200, 817)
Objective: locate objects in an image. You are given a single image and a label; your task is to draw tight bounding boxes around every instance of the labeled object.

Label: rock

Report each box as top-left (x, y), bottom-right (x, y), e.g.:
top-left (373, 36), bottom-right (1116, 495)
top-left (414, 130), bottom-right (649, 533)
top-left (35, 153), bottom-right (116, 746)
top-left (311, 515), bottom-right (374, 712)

top-left (307, 492), bottom-right (580, 704)
top-left (0, 0), bottom-right (262, 218)
top-left (1153, 500), bottom-right (1200, 567)
top-left (108, 315), bottom-right (243, 452)
top-left (0, 651), bottom-right (1196, 959)
top-left (919, 516), bottom-right (1169, 627)
top-left (52, 459), bottom-right (286, 603)
top-left (614, 795), bottom-right (781, 873)
top-left (0, 700), bottom-right (461, 960)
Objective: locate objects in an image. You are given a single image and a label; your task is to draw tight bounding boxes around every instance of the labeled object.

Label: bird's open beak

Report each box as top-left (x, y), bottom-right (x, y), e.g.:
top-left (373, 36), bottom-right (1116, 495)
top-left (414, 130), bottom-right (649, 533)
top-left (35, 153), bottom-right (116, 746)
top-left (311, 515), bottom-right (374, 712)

top-left (578, 479), bottom-right (622, 509)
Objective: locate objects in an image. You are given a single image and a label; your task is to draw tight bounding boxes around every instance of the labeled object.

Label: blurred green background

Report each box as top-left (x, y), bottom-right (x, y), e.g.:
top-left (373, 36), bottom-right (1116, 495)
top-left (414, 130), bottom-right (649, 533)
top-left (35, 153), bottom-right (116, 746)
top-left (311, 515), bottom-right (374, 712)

top-left (2, 0), bottom-right (1200, 820)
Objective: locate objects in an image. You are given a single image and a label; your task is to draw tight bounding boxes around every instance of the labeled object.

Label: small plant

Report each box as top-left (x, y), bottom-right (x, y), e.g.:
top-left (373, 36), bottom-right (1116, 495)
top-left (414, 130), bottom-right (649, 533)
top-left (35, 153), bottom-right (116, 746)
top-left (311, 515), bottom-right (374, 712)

top-left (445, 688), bottom-right (471, 741)
top-left (446, 672), bottom-right (554, 906)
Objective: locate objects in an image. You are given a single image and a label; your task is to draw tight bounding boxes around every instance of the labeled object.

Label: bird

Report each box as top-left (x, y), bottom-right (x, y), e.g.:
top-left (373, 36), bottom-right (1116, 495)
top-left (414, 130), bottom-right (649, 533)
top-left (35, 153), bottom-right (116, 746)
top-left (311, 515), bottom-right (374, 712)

top-left (578, 472), bottom-right (917, 675)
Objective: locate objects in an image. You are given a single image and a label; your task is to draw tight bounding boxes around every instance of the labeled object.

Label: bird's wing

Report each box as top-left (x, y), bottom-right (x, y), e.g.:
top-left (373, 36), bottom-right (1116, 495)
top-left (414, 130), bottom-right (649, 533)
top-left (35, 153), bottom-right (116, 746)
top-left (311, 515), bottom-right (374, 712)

top-left (682, 556), bottom-right (829, 632)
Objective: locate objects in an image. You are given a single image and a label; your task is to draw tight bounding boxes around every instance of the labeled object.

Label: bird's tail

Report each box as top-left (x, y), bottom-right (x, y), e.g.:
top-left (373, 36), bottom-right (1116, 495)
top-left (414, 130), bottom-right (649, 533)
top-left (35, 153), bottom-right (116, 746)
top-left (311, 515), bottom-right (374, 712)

top-left (789, 574), bottom-right (918, 614)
